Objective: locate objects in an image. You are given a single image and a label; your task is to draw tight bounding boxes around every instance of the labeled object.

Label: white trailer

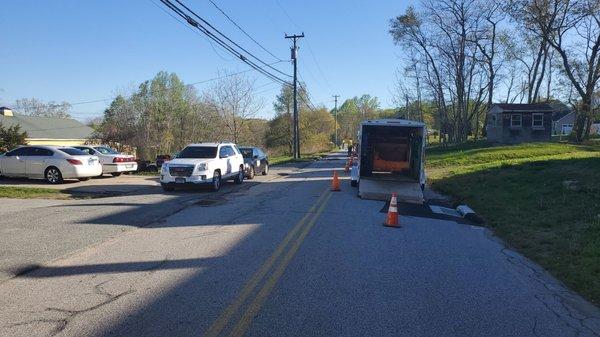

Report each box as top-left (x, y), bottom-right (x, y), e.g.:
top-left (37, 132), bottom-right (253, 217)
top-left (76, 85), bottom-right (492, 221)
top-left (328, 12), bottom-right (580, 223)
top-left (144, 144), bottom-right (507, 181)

top-left (350, 119), bottom-right (426, 203)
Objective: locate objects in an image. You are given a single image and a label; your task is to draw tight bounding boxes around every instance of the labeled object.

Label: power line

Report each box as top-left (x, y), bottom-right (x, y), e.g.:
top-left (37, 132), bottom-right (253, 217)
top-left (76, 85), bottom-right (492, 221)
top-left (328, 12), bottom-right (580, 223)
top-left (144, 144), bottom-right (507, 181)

top-left (148, 0), bottom-right (233, 61)
top-left (69, 63), bottom-right (286, 107)
top-left (160, 0), bottom-right (291, 85)
top-left (207, 0), bottom-right (284, 62)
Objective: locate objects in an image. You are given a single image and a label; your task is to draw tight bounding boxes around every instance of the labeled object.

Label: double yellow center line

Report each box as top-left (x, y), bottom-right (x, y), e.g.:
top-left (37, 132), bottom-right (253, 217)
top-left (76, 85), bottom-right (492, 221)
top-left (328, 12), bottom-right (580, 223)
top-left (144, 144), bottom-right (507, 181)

top-left (204, 189), bottom-right (332, 337)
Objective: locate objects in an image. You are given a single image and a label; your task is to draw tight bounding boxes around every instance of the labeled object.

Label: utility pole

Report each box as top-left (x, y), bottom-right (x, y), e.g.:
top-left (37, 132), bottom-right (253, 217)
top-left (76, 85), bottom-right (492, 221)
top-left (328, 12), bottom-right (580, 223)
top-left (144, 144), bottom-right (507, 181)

top-left (333, 94), bottom-right (340, 147)
top-left (285, 32), bottom-right (304, 159)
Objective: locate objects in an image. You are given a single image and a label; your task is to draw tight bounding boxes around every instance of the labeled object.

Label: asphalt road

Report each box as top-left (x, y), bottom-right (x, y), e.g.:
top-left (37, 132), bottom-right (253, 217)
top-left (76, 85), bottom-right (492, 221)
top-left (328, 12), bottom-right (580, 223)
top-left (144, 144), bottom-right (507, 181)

top-left (0, 168), bottom-right (289, 282)
top-left (1, 152), bottom-right (599, 337)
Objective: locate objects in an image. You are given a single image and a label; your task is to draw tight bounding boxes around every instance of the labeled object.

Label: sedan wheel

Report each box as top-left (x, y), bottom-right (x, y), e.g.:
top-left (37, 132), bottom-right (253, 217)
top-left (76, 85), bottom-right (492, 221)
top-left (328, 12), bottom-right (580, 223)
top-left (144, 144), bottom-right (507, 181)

top-left (248, 166), bottom-right (255, 180)
top-left (45, 167), bottom-right (63, 184)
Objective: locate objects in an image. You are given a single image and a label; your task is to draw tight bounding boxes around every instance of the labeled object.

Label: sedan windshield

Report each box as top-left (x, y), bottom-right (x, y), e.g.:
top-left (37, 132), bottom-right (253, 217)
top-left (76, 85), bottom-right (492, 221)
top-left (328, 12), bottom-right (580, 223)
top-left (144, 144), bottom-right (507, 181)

top-left (239, 148), bottom-right (253, 158)
top-left (58, 148), bottom-right (87, 156)
top-left (94, 146), bottom-right (119, 155)
top-left (177, 146), bottom-right (217, 159)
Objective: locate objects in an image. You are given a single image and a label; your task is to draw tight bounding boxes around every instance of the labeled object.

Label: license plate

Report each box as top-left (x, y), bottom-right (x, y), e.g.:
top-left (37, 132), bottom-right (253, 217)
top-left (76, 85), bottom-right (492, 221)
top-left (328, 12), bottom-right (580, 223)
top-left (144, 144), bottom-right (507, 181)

top-left (175, 178), bottom-right (186, 184)
top-left (126, 164), bottom-right (133, 169)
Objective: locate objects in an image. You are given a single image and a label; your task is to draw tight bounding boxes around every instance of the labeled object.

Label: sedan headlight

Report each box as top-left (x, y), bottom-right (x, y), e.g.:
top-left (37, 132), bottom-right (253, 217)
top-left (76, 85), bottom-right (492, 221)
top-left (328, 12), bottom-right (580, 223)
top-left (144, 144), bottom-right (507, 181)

top-left (197, 163), bottom-right (207, 171)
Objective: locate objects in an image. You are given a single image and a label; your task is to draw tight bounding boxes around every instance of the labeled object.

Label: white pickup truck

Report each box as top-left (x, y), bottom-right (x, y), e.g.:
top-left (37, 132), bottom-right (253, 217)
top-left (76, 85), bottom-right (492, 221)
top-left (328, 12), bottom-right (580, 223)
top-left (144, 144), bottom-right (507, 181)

top-left (160, 143), bottom-right (245, 192)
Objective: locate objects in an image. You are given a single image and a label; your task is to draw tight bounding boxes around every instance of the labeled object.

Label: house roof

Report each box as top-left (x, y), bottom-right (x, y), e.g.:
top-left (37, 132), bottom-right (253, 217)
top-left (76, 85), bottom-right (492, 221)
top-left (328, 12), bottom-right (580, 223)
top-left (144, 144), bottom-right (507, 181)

top-left (0, 114), bottom-right (94, 139)
top-left (552, 110), bottom-right (574, 122)
top-left (493, 103), bottom-right (554, 112)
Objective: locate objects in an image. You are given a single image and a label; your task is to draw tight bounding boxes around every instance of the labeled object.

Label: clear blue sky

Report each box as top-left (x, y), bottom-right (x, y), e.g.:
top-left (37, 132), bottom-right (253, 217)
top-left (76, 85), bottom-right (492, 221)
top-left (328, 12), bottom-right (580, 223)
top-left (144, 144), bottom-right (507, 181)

top-left (1, 0), bottom-right (414, 121)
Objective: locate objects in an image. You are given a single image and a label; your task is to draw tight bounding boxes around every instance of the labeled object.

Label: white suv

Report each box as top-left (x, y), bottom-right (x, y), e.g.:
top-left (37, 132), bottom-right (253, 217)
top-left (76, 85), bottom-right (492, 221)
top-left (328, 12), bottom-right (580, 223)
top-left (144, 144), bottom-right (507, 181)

top-left (160, 143), bottom-right (245, 192)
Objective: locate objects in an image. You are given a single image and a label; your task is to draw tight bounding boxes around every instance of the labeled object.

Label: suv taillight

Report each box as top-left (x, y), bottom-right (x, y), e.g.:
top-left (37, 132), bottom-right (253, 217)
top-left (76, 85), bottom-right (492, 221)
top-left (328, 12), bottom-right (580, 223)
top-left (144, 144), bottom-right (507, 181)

top-left (67, 159), bottom-right (83, 165)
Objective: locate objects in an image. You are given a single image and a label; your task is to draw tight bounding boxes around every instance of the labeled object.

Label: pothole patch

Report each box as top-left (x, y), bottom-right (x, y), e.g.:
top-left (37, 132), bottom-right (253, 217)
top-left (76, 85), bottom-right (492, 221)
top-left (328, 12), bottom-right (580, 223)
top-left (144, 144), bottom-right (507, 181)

top-left (195, 199), bottom-right (225, 207)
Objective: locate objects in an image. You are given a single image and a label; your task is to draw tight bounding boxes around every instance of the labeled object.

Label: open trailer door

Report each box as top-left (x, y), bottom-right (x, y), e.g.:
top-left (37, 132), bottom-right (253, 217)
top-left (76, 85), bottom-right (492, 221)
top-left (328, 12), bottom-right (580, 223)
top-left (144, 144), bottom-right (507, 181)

top-left (356, 119), bottom-right (426, 203)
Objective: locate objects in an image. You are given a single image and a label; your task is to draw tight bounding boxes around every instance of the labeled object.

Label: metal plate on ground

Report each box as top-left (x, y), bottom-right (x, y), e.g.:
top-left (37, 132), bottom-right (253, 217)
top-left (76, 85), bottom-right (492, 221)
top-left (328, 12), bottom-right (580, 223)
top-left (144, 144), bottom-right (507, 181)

top-left (429, 205), bottom-right (462, 218)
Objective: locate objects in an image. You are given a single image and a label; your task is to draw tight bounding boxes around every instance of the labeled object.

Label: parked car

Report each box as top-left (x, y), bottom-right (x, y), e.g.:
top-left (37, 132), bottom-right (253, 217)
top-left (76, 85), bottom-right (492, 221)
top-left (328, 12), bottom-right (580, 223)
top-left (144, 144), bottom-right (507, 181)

top-left (238, 147), bottom-right (269, 179)
top-left (156, 154), bottom-right (171, 170)
top-left (73, 145), bottom-right (137, 177)
top-left (160, 143), bottom-right (245, 192)
top-left (0, 145), bottom-right (102, 184)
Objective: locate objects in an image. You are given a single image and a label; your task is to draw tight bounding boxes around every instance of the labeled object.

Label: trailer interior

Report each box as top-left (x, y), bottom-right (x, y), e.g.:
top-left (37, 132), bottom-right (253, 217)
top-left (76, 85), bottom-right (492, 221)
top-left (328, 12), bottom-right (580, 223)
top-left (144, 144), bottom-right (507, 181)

top-left (359, 124), bottom-right (424, 183)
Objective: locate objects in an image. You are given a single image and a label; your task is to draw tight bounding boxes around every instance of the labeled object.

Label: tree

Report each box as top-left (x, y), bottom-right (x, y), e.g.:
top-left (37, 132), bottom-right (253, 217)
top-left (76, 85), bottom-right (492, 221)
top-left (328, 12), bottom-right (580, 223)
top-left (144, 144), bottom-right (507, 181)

top-left (390, 1), bottom-right (490, 143)
top-left (521, 0), bottom-right (600, 141)
top-left (205, 72), bottom-right (262, 144)
top-left (0, 123), bottom-right (27, 152)
top-left (13, 98), bottom-right (72, 118)
top-left (266, 84), bottom-right (309, 155)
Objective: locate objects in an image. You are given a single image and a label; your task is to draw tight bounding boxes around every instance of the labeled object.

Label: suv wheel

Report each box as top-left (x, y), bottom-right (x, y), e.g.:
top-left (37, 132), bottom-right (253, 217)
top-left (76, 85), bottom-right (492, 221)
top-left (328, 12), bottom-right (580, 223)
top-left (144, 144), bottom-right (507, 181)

top-left (234, 167), bottom-right (244, 184)
top-left (262, 163), bottom-right (269, 175)
top-left (45, 167), bottom-right (63, 184)
top-left (212, 171), bottom-right (221, 191)
top-left (248, 166), bottom-right (255, 180)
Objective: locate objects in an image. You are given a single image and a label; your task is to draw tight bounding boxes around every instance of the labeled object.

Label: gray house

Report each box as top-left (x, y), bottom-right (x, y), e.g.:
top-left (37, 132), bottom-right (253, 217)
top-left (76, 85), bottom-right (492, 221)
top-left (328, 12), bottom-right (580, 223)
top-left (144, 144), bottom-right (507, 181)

top-left (486, 103), bottom-right (553, 143)
top-left (549, 102), bottom-right (575, 135)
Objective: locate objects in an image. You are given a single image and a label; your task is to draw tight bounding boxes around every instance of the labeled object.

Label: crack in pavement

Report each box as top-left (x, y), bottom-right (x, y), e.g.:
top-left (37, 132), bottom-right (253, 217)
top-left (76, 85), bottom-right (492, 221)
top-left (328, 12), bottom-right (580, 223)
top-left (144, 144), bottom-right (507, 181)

top-left (497, 245), bottom-right (600, 336)
top-left (7, 281), bottom-right (134, 337)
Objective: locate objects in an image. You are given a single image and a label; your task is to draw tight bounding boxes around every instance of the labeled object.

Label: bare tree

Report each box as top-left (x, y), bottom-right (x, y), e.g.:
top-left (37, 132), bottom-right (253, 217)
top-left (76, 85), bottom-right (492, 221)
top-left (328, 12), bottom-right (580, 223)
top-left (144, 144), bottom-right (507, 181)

top-left (205, 72), bottom-right (262, 144)
top-left (518, 0), bottom-right (600, 141)
top-left (13, 98), bottom-right (72, 118)
top-left (391, 0), bottom-right (491, 143)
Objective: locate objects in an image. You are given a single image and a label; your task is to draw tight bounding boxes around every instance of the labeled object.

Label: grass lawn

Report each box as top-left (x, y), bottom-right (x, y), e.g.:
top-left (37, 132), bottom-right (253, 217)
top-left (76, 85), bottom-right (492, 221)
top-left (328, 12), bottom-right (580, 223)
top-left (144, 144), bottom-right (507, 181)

top-left (0, 186), bottom-right (69, 199)
top-left (270, 152), bottom-right (331, 165)
top-left (427, 141), bottom-right (600, 304)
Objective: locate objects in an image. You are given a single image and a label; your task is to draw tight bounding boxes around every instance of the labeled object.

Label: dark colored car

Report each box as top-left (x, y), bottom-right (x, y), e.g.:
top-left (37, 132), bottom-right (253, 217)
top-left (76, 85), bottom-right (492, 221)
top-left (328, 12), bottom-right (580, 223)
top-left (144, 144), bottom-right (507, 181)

top-left (155, 154), bottom-right (172, 171)
top-left (239, 147), bottom-right (269, 179)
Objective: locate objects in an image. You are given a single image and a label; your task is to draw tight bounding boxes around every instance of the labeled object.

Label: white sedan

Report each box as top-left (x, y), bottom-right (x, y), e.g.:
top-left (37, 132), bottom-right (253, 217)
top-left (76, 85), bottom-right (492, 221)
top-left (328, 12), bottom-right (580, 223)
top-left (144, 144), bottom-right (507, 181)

top-left (74, 146), bottom-right (137, 177)
top-left (0, 146), bottom-right (102, 184)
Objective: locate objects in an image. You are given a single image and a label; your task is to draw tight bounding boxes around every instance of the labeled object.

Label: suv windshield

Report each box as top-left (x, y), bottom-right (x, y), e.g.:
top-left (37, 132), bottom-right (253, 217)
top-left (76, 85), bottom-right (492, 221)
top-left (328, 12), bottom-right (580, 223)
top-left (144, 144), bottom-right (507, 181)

top-left (239, 148), bottom-right (253, 158)
top-left (58, 148), bottom-right (87, 156)
top-left (94, 146), bottom-right (119, 155)
top-left (177, 146), bottom-right (217, 159)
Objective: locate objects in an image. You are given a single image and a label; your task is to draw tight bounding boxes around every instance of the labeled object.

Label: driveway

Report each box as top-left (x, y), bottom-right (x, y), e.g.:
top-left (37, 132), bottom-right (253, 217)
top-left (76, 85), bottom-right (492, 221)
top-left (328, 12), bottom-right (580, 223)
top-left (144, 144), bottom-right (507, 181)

top-left (0, 152), bottom-right (599, 337)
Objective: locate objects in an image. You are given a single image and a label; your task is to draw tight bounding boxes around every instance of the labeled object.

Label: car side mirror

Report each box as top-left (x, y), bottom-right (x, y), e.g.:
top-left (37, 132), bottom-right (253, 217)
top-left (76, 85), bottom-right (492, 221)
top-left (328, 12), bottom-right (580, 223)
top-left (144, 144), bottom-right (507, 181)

top-left (253, 155), bottom-right (258, 159)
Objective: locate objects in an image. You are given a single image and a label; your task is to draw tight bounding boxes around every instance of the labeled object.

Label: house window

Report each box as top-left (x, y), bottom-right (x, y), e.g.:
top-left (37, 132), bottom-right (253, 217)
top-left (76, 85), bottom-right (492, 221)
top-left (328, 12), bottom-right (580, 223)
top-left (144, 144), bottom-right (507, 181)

top-left (510, 114), bottom-right (522, 128)
top-left (532, 113), bottom-right (544, 129)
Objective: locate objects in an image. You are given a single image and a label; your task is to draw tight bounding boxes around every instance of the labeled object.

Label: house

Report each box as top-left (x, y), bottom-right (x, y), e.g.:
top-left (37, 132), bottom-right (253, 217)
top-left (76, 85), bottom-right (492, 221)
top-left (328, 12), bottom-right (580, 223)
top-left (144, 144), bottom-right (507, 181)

top-left (486, 103), bottom-right (553, 143)
top-left (550, 102), bottom-right (575, 135)
top-left (0, 107), bottom-right (94, 146)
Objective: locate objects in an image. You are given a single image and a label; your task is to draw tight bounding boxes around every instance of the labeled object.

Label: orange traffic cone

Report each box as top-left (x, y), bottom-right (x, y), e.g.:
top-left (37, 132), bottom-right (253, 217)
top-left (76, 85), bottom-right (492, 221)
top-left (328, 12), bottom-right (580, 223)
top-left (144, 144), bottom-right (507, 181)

top-left (331, 171), bottom-right (341, 191)
top-left (384, 193), bottom-right (400, 228)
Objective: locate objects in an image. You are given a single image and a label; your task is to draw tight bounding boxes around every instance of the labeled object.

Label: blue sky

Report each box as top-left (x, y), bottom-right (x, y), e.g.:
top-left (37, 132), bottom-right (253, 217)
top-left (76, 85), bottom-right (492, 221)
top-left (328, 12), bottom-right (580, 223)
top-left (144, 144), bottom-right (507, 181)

top-left (1, 0), bottom-right (414, 121)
